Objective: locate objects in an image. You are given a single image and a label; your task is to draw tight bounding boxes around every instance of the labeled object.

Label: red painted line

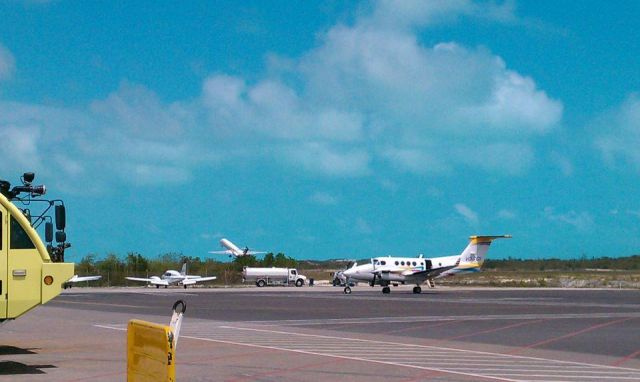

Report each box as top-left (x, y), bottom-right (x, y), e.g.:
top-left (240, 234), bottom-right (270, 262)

top-left (386, 319), bottom-right (463, 335)
top-left (445, 319), bottom-right (546, 341)
top-left (611, 349), bottom-right (640, 367)
top-left (510, 317), bottom-right (634, 354)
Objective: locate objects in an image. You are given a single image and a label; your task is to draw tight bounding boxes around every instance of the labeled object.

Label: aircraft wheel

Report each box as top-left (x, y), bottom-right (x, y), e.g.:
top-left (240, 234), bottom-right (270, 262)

top-left (184, 285), bottom-right (187, 289)
top-left (165, 285), bottom-right (168, 289)
top-left (344, 286), bottom-right (352, 294)
top-left (156, 285), bottom-right (160, 289)
top-left (413, 286), bottom-right (422, 294)
top-left (382, 286), bottom-right (391, 294)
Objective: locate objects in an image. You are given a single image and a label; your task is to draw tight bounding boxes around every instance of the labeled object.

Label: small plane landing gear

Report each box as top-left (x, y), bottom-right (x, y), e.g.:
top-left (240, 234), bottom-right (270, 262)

top-left (165, 285), bottom-right (168, 289)
top-left (184, 285), bottom-right (188, 289)
top-left (382, 286), bottom-right (391, 294)
top-left (343, 286), bottom-right (352, 294)
top-left (413, 286), bottom-right (422, 294)
top-left (156, 285), bottom-right (160, 289)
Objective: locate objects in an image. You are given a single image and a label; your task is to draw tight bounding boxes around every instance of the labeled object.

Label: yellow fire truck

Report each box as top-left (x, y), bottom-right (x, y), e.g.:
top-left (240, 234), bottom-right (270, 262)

top-left (0, 172), bottom-right (74, 321)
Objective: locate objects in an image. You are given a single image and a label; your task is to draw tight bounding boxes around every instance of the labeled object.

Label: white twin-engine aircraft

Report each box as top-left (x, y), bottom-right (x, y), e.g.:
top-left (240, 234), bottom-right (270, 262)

top-left (126, 263), bottom-right (217, 289)
top-left (342, 235), bottom-right (511, 294)
top-left (209, 238), bottom-right (266, 257)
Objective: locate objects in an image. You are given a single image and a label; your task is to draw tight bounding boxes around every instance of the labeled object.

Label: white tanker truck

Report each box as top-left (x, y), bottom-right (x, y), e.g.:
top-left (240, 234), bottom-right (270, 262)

top-left (242, 266), bottom-right (307, 287)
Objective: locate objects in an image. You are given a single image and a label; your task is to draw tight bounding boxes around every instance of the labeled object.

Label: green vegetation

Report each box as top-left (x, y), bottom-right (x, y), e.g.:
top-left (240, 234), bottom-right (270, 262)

top-left (74, 252), bottom-right (297, 286)
top-left (70, 253), bottom-right (640, 288)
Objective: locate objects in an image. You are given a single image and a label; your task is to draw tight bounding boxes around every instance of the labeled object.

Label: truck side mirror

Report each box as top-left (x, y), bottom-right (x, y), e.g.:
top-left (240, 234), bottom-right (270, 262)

top-left (55, 231), bottom-right (66, 243)
top-left (55, 205), bottom-right (66, 230)
top-left (45, 222), bottom-right (53, 243)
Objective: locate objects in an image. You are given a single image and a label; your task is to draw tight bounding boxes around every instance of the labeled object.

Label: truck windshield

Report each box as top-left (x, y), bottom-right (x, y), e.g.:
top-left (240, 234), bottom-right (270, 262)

top-left (10, 215), bottom-right (35, 250)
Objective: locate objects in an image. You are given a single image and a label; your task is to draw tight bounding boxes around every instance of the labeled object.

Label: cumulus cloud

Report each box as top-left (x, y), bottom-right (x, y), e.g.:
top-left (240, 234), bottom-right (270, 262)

top-left (1, 0), bottom-right (563, 187)
top-left (199, 0), bottom-right (561, 176)
top-left (543, 207), bottom-right (594, 231)
top-left (454, 203), bottom-right (479, 225)
top-left (595, 93), bottom-right (640, 171)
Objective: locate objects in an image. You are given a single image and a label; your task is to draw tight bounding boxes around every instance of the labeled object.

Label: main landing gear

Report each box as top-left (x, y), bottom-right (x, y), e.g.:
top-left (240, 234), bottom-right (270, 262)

top-left (382, 286), bottom-right (391, 294)
top-left (413, 286), bottom-right (422, 294)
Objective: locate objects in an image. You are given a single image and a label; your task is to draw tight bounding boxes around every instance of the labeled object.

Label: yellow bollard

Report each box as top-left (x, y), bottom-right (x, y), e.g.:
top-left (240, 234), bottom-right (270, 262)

top-left (127, 300), bottom-right (186, 381)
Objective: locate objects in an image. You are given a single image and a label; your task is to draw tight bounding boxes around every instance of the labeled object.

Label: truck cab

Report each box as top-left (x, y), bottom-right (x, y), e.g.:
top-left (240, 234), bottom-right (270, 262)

top-left (0, 172), bottom-right (74, 321)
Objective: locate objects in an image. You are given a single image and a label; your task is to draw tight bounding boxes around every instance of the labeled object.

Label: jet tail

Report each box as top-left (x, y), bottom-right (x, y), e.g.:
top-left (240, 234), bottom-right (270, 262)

top-left (180, 263), bottom-right (187, 276)
top-left (457, 235), bottom-right (511, 270)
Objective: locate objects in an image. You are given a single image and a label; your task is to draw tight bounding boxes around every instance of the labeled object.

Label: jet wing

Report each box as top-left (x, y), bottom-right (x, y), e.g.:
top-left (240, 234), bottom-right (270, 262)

top-left (126, 277), bottom-right (169, 286)
top-left (69, 275), bottom-right (102, 283)
top-left (208, 250), bottom-right (232, 254)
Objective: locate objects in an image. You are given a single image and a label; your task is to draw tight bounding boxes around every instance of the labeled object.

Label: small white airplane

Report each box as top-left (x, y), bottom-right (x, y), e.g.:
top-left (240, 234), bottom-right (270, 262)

top-left (208, 238), bottom-right (266, 257)
top-left (341, 235), bottom-right (511, 294)
top-left (126, 263), bottom-right (217, 289)
top-left (63, 274), bottom-right (102, 289)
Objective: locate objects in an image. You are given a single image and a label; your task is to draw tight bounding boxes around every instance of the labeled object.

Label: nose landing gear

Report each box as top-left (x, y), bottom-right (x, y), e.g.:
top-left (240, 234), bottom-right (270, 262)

top-left (413, 286), bottom-right (422, 294)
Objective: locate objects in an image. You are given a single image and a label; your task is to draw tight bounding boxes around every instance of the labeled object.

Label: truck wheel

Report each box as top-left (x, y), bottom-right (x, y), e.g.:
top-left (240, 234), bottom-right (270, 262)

top-left (295, 279), bottom-right (304, 287)
top-left (257, 280), bottom-right (266, 287)
top-left (344, 286), bottom-right (352, 294)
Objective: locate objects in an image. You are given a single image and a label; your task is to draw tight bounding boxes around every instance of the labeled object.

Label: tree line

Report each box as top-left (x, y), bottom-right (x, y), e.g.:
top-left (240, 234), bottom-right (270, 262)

top-left (74, 252), bottom-right (298, 286)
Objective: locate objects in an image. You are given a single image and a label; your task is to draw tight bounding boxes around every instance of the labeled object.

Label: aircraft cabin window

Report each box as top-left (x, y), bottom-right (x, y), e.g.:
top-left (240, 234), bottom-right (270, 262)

top-left (381, 261), bottom-right (386, 265)
top-left (10, 215), bottom-right (35, 250)
top-left (401, 261), bottom-right (405, 266)
top-left (395, 261), bottom-right (399, 265)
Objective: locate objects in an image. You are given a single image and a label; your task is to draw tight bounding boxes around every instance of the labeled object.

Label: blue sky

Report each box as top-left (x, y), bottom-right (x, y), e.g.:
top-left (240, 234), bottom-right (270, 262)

top-left (2, 1), bottom-right (640, 262)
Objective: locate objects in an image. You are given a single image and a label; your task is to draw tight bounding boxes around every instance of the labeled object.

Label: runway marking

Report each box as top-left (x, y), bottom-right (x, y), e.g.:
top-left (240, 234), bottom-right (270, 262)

top-left (237, 312), bottom-right (640, 326)
top-left (612, 349), bottom-right (640, 367)
top-left (237, 292), bottom-right (640, 310)
top-left (512, 317), bottom-right (634, 354)
top-left (95, 322), bottom-right (640, 381)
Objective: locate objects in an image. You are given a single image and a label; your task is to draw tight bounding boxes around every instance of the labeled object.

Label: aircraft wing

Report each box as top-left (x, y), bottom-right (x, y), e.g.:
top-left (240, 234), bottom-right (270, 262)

top-left (126, 277), bottom-right (169, 286)
top-left (403, 265), bottom-right (458, 282)
top-left (181, 276), bottom-right (217, 286)
top-left (68, 275), bottom-right (102, 283)
top-left (208, 250), bottom-right (232, 254)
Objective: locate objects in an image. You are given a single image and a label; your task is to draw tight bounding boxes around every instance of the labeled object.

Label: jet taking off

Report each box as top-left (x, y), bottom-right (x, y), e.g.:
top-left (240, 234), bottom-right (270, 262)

top-left (342, 235), bottom-right (511, 294)
top-left (209, 238), bottom-right (266, 257)
top-left (126, 263), bottom-right (217, 289)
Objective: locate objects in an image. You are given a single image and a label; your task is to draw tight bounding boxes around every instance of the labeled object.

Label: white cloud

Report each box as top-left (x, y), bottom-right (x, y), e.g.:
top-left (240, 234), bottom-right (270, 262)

top-left (454, 203), bottom-right (479, 225)
top-left (497, 209), bottom-right (517, 219)
top-left (0, 43), bottom-right (15, 81)
top-left (595, 93), bottom-right (640, 171)
top-left (549, 151), bottom-right (574, 176)
top-left (309, 191), bottom-right (339, 205)
top-left (0, 1), bottom-right (563, 188)
top-left (355, 217), bottom-right (373, 234)
top-left (543, 207), bottom-right (594, 231)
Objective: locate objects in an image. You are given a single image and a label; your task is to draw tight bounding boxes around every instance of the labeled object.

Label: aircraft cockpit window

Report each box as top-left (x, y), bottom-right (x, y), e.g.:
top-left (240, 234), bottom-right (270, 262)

top-left (10, 215), bottom-right (35, 250)
top-left (373, 259), bottom-right (379, 265)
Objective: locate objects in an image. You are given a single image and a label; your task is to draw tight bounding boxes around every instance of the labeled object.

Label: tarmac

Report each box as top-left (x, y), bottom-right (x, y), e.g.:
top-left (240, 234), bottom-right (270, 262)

top-left (1, 285), bottom-right (640, 381)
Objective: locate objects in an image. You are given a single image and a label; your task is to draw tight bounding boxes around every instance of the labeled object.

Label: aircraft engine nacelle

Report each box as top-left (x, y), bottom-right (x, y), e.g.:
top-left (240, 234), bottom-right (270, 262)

top-left (379, 272), bottom-right (404, 282)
